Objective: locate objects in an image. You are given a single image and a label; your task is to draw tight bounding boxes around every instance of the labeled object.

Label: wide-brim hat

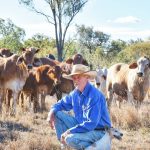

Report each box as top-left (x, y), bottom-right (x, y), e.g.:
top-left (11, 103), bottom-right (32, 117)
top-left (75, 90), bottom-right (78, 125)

top-left (63, 64), bottom-right (97, 80)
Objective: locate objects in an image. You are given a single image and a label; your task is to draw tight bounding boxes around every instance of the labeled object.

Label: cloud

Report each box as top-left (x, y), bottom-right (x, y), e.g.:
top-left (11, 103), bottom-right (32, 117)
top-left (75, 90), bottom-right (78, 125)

top-left (95, 26), bottom-right (150, 41)
top-left (108, 16), bottom-right (141, 24)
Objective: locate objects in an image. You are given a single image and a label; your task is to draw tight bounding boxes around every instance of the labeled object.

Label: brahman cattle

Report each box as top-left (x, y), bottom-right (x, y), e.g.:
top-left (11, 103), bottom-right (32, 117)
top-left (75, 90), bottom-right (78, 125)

top-left (0, 48), bottom-right (13, 57)
top-left (21, 65), bottom-right (62, 112)
top-left (106, 56), bottom-right (150, 108)
top-left (34, 57), bottom-right (60, 67)
top-left (47, 53), bottom-right (56, 60)
top-left (0, 47), bottom-right (40, 114)
top-left (95, 67), bottom-right (108, 96)
top-left (50, 76), bottom-right (74, 101)
top-left (66, 53), bottom-right (89, 66)
top-left (50, 53), bottom-right (88, 100)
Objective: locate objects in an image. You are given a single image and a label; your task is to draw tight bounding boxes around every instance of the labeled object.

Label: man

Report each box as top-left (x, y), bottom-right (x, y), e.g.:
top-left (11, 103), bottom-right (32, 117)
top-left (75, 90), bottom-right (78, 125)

top-left (47, 64), bottom-right (112, 150)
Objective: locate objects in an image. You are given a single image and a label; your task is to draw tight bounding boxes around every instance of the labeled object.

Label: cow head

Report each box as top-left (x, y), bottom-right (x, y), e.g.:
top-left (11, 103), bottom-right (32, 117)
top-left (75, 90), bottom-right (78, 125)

top-left (47, 65), bottom-right (62, 84)
top-left (0, 48), bottom-right (14, 57)
top-left (129, 56), bottom-right (150, 77)
top-left (47, 53), bottom-right (55, 60)
top-left (95, 68), bottom-right (107, 87)
top-left (16, 47), bottom-right (40, 70)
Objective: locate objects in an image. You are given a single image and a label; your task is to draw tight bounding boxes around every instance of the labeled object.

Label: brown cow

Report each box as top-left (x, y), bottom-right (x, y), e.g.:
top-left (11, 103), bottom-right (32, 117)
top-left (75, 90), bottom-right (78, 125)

top-left (50, 76), bottom-right (74, 101)
top-left (66, 53), bottom-right (89, 66)
top-left (106, 56), bottom-right (150, 109)
top-left (34, 57), bottom-right (60, 67)
top-left (0, 48), bottom-right (14, 57)
top-left (0, 47), bottom-right (40, 114)
top-left (49, 54), bottom-right (88, 100)
top-left (21, 65), bottom-right (62, 112)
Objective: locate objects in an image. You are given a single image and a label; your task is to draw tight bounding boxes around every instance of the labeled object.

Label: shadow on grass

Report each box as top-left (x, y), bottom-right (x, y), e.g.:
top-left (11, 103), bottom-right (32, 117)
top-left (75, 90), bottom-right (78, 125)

top-left (0, 121), bottom-right (32, 143)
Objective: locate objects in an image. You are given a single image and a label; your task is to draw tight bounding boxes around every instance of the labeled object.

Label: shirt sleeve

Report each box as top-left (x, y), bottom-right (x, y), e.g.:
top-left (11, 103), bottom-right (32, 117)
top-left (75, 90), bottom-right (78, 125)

top-left (69, 95), bottom-right (102, 133)
top-left (51, 92), bottom-right (73, 113)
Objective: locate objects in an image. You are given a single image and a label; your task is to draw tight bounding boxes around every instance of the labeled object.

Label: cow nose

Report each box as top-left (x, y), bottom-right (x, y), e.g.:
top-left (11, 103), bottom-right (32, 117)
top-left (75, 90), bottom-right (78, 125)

top-left (137, 72), bottom-right (143, 77)
top-left (27, 64), bottom-right (33, 70)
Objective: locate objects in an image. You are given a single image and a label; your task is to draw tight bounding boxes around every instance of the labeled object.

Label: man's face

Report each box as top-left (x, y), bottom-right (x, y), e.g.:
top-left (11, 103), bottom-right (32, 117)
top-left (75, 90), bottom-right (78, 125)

top-left (72, 74), bottom-right (88, 89)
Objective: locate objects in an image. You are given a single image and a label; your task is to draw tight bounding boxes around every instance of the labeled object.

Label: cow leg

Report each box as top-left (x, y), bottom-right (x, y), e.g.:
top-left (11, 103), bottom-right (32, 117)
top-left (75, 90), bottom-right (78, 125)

top-left (5, 89), bottom-right (12, 113)
top-left (20, 92), bottom-right (24, 108)
top-left (11, 91), bottom-right (19, 115)
top-left (32, 92), bottom-right (40, 113)
top-left (127, 91), bottom-right (135, 106)
top-left (106, 89), bottom-right (113, 109)
top-left (2, 89), bottom-right (6, 104)
top-left (0, 89), bottom-right (3, 114)
top-left (41, 94), bottom-right (46, 112)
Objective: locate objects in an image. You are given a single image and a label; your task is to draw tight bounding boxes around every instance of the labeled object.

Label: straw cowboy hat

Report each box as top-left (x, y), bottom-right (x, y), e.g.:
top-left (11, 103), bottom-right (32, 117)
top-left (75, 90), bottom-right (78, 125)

top-left (63, 64), bottom-right (97, 80)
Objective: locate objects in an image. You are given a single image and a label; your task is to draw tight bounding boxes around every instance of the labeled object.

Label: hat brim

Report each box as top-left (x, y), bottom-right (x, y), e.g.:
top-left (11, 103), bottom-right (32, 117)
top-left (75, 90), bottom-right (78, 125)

top-left (62, 71), bottom-right (97, 80)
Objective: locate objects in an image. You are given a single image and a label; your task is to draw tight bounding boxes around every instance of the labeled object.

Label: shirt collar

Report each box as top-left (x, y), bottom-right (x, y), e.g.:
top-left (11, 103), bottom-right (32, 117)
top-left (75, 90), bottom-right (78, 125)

top-left (82, 82), bottom-right (91, 97)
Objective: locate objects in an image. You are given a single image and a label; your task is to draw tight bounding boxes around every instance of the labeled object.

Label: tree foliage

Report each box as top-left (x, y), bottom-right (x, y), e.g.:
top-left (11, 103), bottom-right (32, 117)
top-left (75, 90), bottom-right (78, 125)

top-left (24, 33), bottom-right (57, 57)
top-left (116, 41), bottom-right (150, 63)
top-left (19, 0), bottom-right (88, 61)
top-left (0, 18), bottom-right (25, 52)
top-left (76, 24), bottom-right (110, 53)
top-left (107, 39), bottom-right (127, 57)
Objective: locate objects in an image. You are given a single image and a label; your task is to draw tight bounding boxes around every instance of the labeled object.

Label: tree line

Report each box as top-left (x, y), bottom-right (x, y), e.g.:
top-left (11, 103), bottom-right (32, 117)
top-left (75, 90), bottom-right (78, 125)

top-left (0, 0), bottom-right (150, 68)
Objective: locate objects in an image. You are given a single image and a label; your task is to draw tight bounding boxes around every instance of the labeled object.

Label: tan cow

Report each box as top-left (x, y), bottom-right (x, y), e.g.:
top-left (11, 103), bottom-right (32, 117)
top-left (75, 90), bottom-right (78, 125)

top-left (106, 56), bottom-right (150, 108)
top-left (0, 47), bottom-right (40, 114)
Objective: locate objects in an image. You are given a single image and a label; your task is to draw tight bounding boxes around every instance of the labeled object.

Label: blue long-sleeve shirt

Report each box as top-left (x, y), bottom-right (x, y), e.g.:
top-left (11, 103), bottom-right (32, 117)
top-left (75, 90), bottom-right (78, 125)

top-left (51, 82), bottom-right (111, 133)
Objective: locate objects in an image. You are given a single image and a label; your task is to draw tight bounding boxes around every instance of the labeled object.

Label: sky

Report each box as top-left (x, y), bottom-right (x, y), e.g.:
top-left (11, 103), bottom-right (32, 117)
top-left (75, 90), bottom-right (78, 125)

top-left (1, 0), bottom-right (150, 41)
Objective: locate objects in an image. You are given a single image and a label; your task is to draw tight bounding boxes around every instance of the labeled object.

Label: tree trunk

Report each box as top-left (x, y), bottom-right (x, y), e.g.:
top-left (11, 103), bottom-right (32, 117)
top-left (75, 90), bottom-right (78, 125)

top-left (57, 45), bottom-right (63, 62)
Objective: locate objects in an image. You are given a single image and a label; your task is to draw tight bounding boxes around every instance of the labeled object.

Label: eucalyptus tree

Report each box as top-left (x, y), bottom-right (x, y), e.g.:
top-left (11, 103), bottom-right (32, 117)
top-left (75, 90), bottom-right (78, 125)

top-left (19, 0), bottom-right (88, 61)
top-left (76, 24), bottom-right (110, 53)
top-left (107, 39), bottom-right (127, 57)
top-left (0, 18), bottom-right (25, 52)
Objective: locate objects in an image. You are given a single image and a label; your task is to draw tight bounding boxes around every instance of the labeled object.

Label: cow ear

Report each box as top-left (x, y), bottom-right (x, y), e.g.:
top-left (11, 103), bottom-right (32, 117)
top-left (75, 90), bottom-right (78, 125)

top-left (35, 48), bottom-right (40, 53)
top-left (82, 59), bottom-right (89, 66)
top-left (16, 56), bottom-right (24, 65)
top-left (129, 62), bottom-right (138, 69)
top-left (21, 48), bottom-right (26, 52)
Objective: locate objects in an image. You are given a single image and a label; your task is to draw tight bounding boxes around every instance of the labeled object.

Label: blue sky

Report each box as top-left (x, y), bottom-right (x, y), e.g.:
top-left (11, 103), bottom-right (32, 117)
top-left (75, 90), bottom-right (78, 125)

top-left (1, 0), bottom-right (150, 41)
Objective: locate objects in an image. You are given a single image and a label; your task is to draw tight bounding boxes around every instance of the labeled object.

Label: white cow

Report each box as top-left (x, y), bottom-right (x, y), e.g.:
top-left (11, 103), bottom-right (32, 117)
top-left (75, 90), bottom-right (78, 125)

top-left (95, 67), bottom-right (108, 96)
top-left (106, 56), bottom-right (150, 108)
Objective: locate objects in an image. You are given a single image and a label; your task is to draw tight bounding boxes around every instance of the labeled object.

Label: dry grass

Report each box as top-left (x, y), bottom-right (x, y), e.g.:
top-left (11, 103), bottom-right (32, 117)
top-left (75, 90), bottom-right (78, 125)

top-left (0, 96), bottom-right (150, 150)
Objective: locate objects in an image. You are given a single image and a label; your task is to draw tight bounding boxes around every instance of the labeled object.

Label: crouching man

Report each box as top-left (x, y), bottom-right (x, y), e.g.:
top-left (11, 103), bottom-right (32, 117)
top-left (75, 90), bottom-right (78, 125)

top-left (47, 64), bottom-right (112, 150)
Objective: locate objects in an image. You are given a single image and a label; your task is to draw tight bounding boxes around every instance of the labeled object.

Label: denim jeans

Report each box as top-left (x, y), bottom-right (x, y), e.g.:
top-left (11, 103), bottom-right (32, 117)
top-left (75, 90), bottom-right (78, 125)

top-left (54, 111), bottom-right (111, 150)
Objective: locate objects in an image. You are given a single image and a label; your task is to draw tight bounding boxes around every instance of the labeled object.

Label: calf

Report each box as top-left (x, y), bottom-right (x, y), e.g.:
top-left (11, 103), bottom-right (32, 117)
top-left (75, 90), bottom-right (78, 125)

top-left (50, 77), bottom-right (74, 101)
top-left (21, 65), bottom-right (62, 112)
top-left (106, 56), bottom-right (150, 108)
top-left (0, 47), bottom-right (40, 114)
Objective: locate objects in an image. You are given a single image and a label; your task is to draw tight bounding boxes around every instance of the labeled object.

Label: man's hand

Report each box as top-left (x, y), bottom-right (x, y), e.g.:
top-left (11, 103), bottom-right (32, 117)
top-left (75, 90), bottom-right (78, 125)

top-left (61, 130), bottom-right (71, 144)
top-left (47, 110), bottom-right (55, 129)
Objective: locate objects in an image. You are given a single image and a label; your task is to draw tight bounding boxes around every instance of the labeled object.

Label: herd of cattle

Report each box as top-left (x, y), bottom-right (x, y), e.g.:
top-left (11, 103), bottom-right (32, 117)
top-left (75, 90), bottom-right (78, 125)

top-left (0, 47), bottom-right (149, 115)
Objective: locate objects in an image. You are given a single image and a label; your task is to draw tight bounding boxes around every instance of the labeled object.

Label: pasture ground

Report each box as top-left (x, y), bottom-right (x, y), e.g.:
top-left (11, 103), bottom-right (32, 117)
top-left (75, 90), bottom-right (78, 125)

top-left (0, 95), bottom-right (150, 150)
